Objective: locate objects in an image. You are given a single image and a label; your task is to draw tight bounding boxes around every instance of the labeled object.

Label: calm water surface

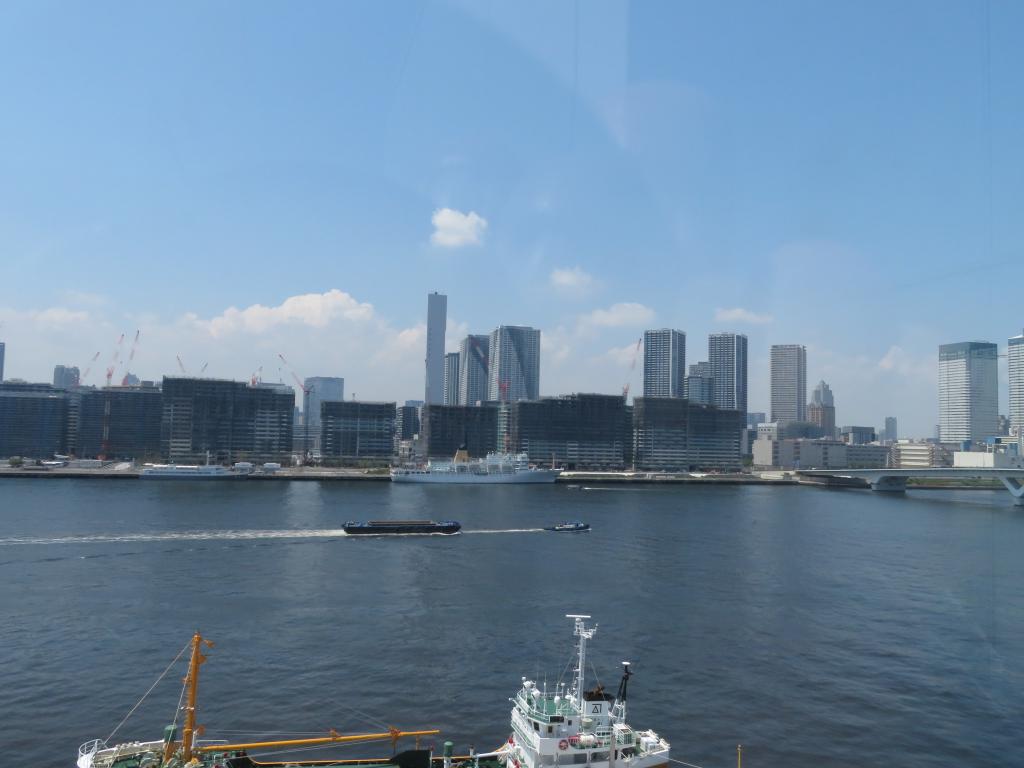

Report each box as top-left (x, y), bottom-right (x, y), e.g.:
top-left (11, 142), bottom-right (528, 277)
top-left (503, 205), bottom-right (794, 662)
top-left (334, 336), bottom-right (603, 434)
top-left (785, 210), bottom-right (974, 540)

top-left (1, 480), bottom-right (1022, 767)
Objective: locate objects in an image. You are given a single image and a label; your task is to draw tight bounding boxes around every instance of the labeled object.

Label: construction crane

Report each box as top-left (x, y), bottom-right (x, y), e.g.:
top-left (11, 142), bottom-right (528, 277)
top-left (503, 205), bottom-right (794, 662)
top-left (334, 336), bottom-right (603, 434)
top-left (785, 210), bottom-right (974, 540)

top-left (104, 333), bottom-right (126, 387)
top-left (120, 330), bottom-right (142, 386)
top-left (278, 353), bottom-right (314, 462)
top-left (80, 351), bottom-right (101, 384)
top-left (621, 336), bottom-right (643, 399)
top-left (176, 355), bottom-right (188, 375)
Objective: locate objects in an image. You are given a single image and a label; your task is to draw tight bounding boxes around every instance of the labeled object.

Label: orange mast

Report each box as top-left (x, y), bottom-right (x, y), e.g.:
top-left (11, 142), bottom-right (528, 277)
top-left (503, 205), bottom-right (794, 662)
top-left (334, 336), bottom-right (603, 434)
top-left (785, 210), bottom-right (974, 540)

top-left (195, 728), bottom-right (441, 754)
top-left (181, 631), bottom-right (212, 762)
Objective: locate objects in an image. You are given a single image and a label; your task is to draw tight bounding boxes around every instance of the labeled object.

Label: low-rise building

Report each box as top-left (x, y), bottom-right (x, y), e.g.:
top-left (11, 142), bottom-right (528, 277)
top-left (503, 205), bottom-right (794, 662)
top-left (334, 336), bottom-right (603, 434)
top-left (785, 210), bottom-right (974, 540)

top-left (892, 440), bottom-right (953, 468)
top-left (632, 398), bottom-right (743, 471)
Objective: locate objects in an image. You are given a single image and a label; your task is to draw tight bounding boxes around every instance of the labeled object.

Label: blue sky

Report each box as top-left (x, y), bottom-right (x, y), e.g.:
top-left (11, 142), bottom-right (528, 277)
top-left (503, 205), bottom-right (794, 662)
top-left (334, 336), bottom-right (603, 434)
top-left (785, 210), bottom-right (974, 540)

top-left (1, 0), bottom-right (1021, 436)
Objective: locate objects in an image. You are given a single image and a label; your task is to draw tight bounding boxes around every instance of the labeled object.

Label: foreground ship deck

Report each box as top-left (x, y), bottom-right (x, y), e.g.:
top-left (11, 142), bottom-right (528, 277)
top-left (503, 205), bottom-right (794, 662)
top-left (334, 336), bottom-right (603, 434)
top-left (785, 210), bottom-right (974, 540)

top-left (77, 617), bottom-right (671, 768)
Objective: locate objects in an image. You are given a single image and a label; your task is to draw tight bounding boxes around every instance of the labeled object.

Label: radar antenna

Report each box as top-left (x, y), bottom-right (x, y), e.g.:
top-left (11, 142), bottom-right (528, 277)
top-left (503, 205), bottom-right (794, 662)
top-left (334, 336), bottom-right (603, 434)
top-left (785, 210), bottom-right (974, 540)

top-left (567, 614), bottom-right (597, 712)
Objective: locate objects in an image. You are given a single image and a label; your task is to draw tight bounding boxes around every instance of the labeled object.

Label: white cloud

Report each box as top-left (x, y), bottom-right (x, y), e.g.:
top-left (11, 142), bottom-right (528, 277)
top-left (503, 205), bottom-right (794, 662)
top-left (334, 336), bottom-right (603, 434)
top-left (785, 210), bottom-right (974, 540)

top-left (577, 302), bottom-right (654, 334)
top-left (602, 342), bottom-right (643, 367)
top-left (549, 266), bottom-right (595, 295)
top-left (714, 307), bottom-right (774, 325)
top-left (191, 289), bottom-right (374, 338)
top-left (877, 345), bottom-right (933, 379)
top-left (430, 208), bottom-right (488, 248)
top-left (542, 325), bottom-right (572, 363)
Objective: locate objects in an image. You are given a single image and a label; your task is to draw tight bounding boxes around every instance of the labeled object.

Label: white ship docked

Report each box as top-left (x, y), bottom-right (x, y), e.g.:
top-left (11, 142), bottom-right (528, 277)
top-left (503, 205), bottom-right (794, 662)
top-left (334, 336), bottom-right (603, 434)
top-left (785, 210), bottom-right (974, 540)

top-left (390, 451), bottom-right (560, 484)
top-left (504, 615), bottom-right (671, 768)
top-left (140, 464), bottom-right (237, 479)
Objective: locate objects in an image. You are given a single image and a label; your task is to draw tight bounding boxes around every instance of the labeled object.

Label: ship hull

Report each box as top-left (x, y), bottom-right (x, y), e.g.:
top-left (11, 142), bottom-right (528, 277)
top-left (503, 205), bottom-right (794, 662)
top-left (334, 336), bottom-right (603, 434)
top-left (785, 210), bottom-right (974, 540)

top-left (343, 521), bottom-right (462, 535)
top-left (390, 470), bottom-right (560, 484)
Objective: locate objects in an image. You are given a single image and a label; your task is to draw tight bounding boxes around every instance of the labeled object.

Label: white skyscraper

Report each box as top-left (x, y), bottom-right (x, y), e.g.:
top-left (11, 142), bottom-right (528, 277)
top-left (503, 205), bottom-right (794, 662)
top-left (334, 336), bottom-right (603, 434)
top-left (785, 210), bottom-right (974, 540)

top-left (424, 292), bottom-right (447, 404)
top-left (938, 341), bottom-right (998, 443)
top-left (643, 329), bottom-right (686, 398)
top-left (487, 326), bottom-right (540, 402)
top-left (708, 332), bottom-right (748, 413)
top-left (1010, 331), bottom-right (1024, 434)
top-left (770, 344), bottom-right (807, 424)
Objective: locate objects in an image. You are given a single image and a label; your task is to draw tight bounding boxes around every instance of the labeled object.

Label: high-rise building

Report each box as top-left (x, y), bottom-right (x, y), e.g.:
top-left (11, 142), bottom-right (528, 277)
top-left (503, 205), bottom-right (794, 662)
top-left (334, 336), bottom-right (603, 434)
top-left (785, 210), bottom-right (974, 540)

top-left (501, 394), bottom-right (629, 469)
top-left (53, 365), bottom-right (80, 389)
top-left (632, 397), bottom-right (744, 471)
top-left (938, 342), bottom-right (998, 443)
top-left (808, 380), bottom-right (836, 436)
top-left (395, 404), bottom-right (421, 440)
top-left (458, 335), bottom-right (490, 406)
top-left (643, 329), bottom-right (685, 398)
top-left (1009, 331), bottom-right (1024, 434)
top-left (487, 326), bottom-right (541, 402)
top-left (321, 401), bottom-right (396, 461)
top-left (708, 332), bottom-right (748, 413)
top-left (0, 382), bottom-right (68, 458)
top-left (302, 377), bottom-right (344, 429)
top-left (770, 344), bottom-right (807, 424)
top-left (747, 412), bottom-right (767, 428)
top-left (684, 362), bottom-right (713, 406)
top-left (77, 385), bottom-right (163, 460)
top-left (420, 404), bottom-right (499, 458)
top-left (884, 416), bottom-right (898, 442)
top-left (425, 292), bottom-right (447, 404)
top-left (443, 352), bottom-right (460, 406)
top-left (160, 377), bottom-right (294, 464)
top-left (0, 341), bottom-right (5, 381)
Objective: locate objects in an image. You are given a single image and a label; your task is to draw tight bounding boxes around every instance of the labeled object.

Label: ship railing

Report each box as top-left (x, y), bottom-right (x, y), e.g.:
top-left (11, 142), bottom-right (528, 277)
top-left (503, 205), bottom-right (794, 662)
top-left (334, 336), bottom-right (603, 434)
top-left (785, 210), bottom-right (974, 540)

top-left (79, 739), bottom-right (105, 758)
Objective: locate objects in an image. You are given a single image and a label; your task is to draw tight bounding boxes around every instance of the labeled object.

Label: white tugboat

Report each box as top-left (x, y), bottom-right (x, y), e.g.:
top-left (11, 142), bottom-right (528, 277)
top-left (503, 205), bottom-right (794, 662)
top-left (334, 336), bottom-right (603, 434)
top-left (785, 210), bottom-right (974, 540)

top-left (505, 616), bottom-right (670, 768)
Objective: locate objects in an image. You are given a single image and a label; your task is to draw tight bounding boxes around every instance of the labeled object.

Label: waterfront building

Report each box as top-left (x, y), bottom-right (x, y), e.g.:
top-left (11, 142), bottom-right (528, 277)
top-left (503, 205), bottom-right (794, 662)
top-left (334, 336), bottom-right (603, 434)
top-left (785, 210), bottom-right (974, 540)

top-left (770, 344), bottom-right (807, 424)
top-left (708, 332), bottom-right (748, 413)
top-left (0, 382), bottom-right (68, 458)
top-left (632, 398), bottom-right (743, 471)
top-left (321, 401), bottom-right (396, 462)
top-left (753, 438), bottom-right (890, 470)
top-left (458, 334), bottom-right (489, 406)
top-left (893, 440), bottom-right (953, 468)
top-left (1010, 331), bottom-right (1024, 433)
top-left (53, 365), bottom-right (80, 389)
top-left (500, 393), bottom-right (628, 469)
top-left (643, 329), bottom-right (686, 398)
top-left (302, 377), bottom-right (344, 430)
top-left (443, 352), bottom-right (460, 406)
top-left (487, 325), bottom-right (541, 402)
top-left (77, 385), bottom-right (163, 460)
top-left (425, 292), bottom-right (447, 404)
top-left (938, 341), bottom-right (998, 443)
top-left (420, 404), bottom-right (498, 458)
top-left (884, 416), bottom-right (898, 443)
top-left (160, 377), bottom-right (294, 465)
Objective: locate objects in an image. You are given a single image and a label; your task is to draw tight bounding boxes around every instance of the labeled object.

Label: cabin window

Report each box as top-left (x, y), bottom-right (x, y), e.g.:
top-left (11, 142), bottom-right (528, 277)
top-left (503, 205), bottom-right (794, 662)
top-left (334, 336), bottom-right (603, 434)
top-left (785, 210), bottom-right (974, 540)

top-left (567, 720), bottom-right (572, 725)
top-left (547, 726), bottom-right (553, 734)
top-left (592, 752), bottom-right (609, 763)
top-left (538, 756), bottom-right (556, 766)
top-left (533, 722), bottom-right (540, 731)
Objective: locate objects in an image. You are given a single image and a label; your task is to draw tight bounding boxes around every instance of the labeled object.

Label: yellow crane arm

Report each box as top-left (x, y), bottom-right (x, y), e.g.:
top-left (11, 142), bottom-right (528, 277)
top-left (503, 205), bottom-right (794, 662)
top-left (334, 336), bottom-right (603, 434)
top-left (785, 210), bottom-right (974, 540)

top-left (195, 728), bottom-right (441, 753)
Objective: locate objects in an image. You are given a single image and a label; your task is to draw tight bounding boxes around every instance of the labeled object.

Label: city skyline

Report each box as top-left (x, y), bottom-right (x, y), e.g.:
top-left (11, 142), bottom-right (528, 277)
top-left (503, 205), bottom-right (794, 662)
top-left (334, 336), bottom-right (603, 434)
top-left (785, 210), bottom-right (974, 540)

top-left (2, 4), bottom-right (1023, 437)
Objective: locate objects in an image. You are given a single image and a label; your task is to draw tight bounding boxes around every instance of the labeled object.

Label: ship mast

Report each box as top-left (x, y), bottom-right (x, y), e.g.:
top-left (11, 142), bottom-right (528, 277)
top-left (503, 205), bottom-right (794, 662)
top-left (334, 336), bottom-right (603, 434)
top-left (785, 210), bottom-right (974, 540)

top-left (567, 614), bottom-right (596, 712)
top-left (181, 631), bottom-right (212, 763)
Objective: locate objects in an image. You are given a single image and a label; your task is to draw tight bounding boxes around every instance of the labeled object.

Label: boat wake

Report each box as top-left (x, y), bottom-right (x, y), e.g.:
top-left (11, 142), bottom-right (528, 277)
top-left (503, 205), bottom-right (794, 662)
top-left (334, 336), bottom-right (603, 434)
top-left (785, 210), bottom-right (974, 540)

top-left (0, 529), bottom-right (350, 546)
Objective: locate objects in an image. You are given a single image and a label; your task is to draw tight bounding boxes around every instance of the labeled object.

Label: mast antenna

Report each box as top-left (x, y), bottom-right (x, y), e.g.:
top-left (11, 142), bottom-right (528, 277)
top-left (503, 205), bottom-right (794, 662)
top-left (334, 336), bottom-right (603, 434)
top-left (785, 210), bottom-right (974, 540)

top-left (566, 614), bottom-right (596, 711)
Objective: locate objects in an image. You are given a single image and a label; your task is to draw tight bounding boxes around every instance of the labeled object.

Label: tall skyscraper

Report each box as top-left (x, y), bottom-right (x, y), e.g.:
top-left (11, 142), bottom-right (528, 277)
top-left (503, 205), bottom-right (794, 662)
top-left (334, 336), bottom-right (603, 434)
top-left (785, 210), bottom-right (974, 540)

top-left (643, 329), bottom-right (686, 398)
top-left (938, 341), bottom-right (998, 443)
top-left (458, 334), bottom-right (489, 405)
top-left (708, 332), bottom-right (748, 413)
top-left (487, 325), bottom-right (541, 402)
top-left (884, 416), bottom-right (898, 442)
top-left (303, 376), bottom-right (345, 428)
top-left (1010, 331), bottom-right (1024, 434)
top-left (53, 365), bottom-right (80, 389)
top-left (807, 380), bottom-right (835, 436)
top-left (424, 292), bottom-right (447, 404)
top-left (443, 352), bottom-right (460, 406)
top-left (0, 341), bottom-right (5, 382)
top-left (770, 344), bottom-right (807, 424)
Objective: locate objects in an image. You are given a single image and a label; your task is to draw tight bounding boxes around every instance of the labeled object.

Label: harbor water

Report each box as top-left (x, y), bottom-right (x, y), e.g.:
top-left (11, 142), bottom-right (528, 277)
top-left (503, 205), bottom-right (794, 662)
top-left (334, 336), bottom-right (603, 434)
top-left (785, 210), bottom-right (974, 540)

top-left (1, 479), bottom-right (1022, 767)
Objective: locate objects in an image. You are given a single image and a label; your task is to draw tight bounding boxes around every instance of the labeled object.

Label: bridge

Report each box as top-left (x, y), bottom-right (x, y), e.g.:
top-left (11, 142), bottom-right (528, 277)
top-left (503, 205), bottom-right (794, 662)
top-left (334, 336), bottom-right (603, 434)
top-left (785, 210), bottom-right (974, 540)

top-left (796, 467), bottom-right (1024, 505)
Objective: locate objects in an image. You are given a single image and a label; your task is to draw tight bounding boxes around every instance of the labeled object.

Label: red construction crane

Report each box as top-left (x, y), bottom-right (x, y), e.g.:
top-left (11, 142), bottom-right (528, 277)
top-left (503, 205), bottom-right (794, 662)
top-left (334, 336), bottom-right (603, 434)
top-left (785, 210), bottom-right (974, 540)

top-left (279, 353), bottom-right (314, 461)
top-left (80, 351), bottom-right (101, 384)
top-left (104, 333), bottom-right (126, 387)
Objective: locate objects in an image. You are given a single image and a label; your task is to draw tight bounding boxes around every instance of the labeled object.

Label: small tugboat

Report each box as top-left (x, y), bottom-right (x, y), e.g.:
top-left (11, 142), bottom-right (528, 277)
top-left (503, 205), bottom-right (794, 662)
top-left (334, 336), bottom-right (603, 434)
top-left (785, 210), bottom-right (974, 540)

top-left (343, 520), bottom-right (462, 536)
top-left (76, 616), bottom-right (672, 768)
top-left (544, 521), bottom-right (591, 532)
